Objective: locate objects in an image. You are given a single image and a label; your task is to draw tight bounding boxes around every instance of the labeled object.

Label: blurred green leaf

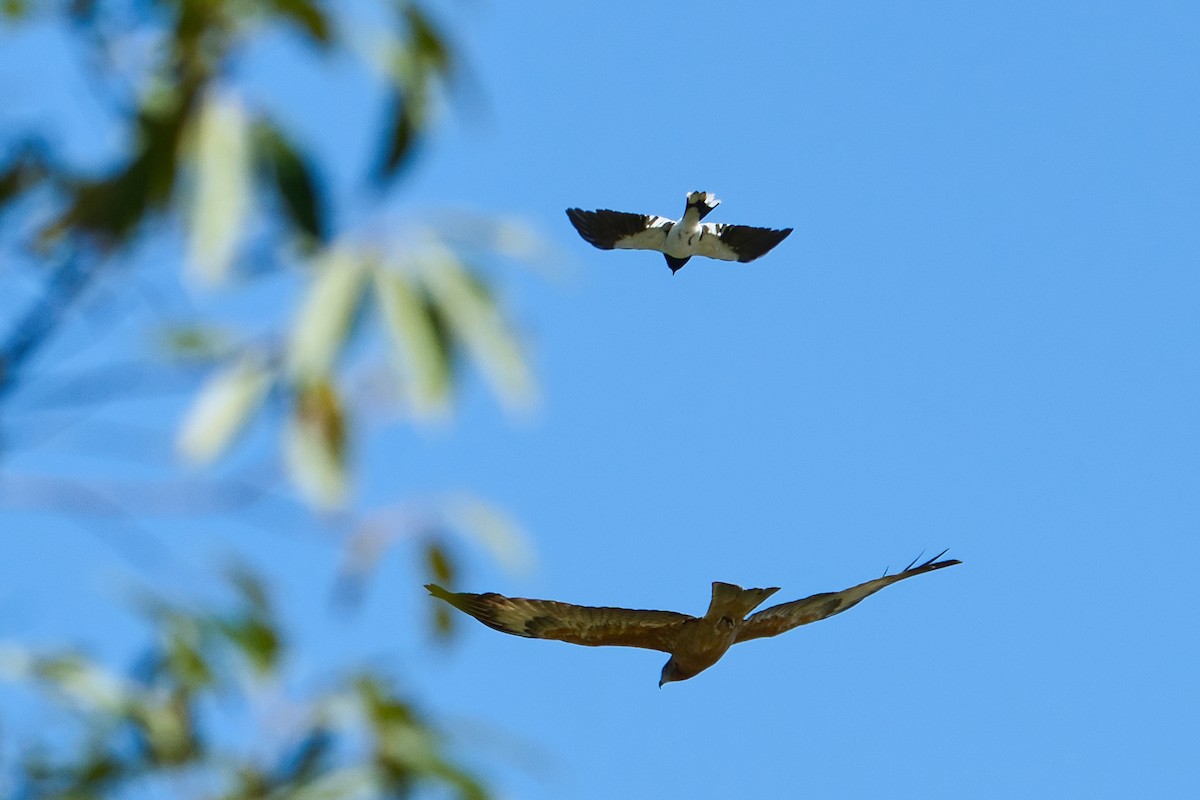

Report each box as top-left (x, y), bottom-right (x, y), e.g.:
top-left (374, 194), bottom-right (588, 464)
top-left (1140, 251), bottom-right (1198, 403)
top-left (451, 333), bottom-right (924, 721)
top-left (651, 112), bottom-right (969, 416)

top-left (67, 0), bottom-right (96, 23)
top-left (214, 565), bottom-right (282, 675)
top-left (130, 688), bottom-right (199, 765)
top-left (404, 4), bottom-right (452, 75)
top-left (27, 654), bottom-right (129, 713)
top-left (157, 323), bottom-right (238, 362)
top-left (444, 494), bottom-right (534, 575)
top-left (433, 603), bottom-right (454, 639)
top-left (162, 612), bottom-right (215, 689)
top-left (285, 378), bottom-right (349, 508)
top-left (274, 726), bottom-right (334, 786)
top-left (0, 145), bottom-right (45, 206)
top-left (373, 264), bottom-right (452, 417)
top-left (354, 673), bottom-right (412, 726)
top-left (279, 765), bottom-right (376, 799)
top-left (425, 539), bottom-right (457, 639)
top-left (1, 3), bottom-right (522, 797)
top-left (377, 85), bottom-right (421, 181)
top-left (176, 354), bottom-right (273, 464)
top-left (354, 673), bottom-right (488, 799)
top-left (1, 0), bottom-right (28, 19)
top-left (40, 102), bottom-right (194, 247)
top-left (419, 252), bottom-right (536, 412)
top-left (217, 615), bottom-right (280, 676)
top-left (0, 162), bottom-right (21, 205)
top-left (18, 742), bottom-right (125, 797)
top-left (265, 0), bottom-right (332, 44)
top-left (227, 765), bottom-right (272, 799)
top-left (425, 539), bottom-right (453, 584)
top-left (374, 5), bottom-right (452, 183)
top-left (254, 120), bottom-right (327, 245)
top-left (287, 247), bottom-right (369, 382)
top-left (4, 568), bottom-right (493, 799)
top-left (227, 563), bottom-right (272, 614)
top-left (186, 93), bottom-right (253, 286)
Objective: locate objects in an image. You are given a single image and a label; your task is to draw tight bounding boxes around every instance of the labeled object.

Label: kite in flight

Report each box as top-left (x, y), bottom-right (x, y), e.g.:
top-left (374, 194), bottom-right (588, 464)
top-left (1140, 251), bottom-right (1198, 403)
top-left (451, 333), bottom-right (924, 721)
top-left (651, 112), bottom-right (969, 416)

top-left (565, 191), bottom-right (792, 273)
top-left (427, 551), bottom-right (960, 686)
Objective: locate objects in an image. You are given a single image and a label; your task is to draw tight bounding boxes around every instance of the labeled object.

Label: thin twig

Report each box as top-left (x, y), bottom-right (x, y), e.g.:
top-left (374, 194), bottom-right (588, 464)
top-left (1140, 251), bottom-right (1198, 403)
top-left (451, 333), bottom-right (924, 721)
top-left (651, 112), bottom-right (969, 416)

top-left (0, 248), bottom-right (101, 401)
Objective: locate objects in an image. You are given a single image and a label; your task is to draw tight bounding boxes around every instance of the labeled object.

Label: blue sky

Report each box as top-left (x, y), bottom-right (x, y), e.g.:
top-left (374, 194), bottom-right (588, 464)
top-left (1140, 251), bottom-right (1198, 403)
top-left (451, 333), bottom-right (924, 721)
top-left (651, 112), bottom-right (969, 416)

top-left (3, 1), bottom-right (1199, 798)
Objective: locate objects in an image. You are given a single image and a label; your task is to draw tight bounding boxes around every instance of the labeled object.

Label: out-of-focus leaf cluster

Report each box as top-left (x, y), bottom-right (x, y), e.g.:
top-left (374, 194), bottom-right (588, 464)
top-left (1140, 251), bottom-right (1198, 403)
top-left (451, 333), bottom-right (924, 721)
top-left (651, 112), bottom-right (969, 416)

top-left (1, 4), bottom-right (532, 799)
top-left (377, 4), bottom-right (456, 181)
top-left (1, 0), bottom-right (456, 256)
top-left (0, 568), bottom-right (488, 799)
top-left (178, 239), bottom-right (536, 509)
top-left (333, 494), bottom-right (534, 637)
top-left (2, 1), bottom-right (540, 508)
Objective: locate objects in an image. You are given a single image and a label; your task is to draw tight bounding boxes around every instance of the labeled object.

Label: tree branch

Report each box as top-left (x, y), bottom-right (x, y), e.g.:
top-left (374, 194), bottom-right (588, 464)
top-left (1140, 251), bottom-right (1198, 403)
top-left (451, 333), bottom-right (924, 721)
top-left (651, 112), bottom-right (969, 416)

top-left (0, 248), bottom-right (99, 401)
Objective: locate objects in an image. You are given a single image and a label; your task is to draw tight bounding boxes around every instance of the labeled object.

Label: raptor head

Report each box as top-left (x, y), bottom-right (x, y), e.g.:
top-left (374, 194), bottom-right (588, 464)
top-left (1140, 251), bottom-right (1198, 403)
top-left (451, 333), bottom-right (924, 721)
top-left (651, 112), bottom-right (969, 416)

top-left (658, 657), bottom-right (696, 688)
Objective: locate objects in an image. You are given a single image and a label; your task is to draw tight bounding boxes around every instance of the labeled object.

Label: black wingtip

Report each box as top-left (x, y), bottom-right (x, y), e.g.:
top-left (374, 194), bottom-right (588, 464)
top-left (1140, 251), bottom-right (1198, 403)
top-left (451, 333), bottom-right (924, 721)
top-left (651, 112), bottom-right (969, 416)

top-left (889, 550), bottom-right (961, 577)
top-left (911, 550), bottom-right (961, 573)
top-left (724, 225), bottom-right (794, 263)
top-left (902, 550), bottom-right (927, 572)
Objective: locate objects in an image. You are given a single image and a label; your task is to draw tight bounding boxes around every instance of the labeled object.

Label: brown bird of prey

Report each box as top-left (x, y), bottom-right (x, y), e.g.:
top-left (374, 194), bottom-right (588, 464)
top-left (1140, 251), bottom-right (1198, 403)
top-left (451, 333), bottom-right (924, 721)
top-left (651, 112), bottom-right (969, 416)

top-left (565, 191), bottom-right (792, 273)
top-left (426, 552), bottom-right (960, 687)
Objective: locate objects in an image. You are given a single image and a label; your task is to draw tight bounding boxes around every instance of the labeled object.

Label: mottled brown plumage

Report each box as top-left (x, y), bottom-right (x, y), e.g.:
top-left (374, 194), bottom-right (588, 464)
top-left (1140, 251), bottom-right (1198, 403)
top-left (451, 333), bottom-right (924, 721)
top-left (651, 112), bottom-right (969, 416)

top-left (427, 552), bottom-right (960, 686)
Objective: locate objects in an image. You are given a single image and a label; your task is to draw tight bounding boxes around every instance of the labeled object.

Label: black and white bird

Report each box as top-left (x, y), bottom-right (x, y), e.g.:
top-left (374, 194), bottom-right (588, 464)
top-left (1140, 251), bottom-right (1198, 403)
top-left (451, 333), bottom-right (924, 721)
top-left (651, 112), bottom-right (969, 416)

top-left (566, 191), bottom-right (792, 273)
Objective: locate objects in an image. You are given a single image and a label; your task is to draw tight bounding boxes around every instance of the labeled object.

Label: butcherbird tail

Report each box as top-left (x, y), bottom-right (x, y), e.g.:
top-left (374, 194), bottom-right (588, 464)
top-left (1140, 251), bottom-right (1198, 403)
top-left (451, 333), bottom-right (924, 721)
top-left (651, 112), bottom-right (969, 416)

top-left (685, 190), bottom-right (720, 220)
top-left (664, 254), bottom-right (690, 273)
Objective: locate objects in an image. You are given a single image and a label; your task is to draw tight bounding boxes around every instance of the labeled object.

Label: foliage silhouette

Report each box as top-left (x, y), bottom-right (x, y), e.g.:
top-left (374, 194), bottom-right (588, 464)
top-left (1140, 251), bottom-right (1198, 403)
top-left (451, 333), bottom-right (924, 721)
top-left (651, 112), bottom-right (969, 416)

top-left (1, 2), bottom-right (536, 797)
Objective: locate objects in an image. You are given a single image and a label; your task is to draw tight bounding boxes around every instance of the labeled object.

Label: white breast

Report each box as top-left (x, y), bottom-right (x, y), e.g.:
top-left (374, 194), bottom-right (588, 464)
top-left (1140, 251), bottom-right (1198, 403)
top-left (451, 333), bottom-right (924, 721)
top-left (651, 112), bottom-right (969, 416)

top-left (663, 207), bottom-right (703, 258)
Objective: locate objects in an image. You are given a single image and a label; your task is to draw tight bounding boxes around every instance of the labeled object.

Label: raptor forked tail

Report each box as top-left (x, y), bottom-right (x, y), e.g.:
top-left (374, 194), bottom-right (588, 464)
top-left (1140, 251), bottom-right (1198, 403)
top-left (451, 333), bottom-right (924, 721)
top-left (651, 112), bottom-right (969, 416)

top-left (706, 581), bottom-right (780, 622)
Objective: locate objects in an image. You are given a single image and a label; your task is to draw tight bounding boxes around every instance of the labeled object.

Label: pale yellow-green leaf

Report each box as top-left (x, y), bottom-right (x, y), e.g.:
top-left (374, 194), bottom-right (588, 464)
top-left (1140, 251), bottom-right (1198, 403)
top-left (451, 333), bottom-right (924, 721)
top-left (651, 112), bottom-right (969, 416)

top-left (176, 356), bottom-right (272, 463)
top-left (135, 698), bottom-right (194, 763)
top-left (39, 659), bottom-right (128, 712)
top-left (376, 718), bottom-right (440, 772)
top-left (1, 0), bottom-right (29, 22)
top-left (284, 381), bottom-right (349, 509)
top-left (0, 647), bottom-right (128, 713)
top-left (373, 265), bottom-right (450, 418)
top-left (157, 324), bottom-right (236, 362)
top-left (419, 251), bottom-right (535, 411)
top-left (444, 493), bottom-right (535, 575)
top-left (185, 93), bottom-right (252, 287)
top-left (284, 766), bottom-right (375, 800)
top-left (286, 247), bottom-right (369, 382)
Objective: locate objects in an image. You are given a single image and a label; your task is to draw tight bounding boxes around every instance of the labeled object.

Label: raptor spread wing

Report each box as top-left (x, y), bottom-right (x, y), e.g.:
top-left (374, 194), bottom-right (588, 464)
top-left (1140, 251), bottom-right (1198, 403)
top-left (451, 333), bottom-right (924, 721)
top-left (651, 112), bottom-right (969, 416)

top-left (566, 208), bottom-right (673, 252)
top-left (734, 552), bottom-right (960, 643)
top-left (427, 584), bottom-right (691, 652)
top-left (695, 223), bottom-right (792, 262)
